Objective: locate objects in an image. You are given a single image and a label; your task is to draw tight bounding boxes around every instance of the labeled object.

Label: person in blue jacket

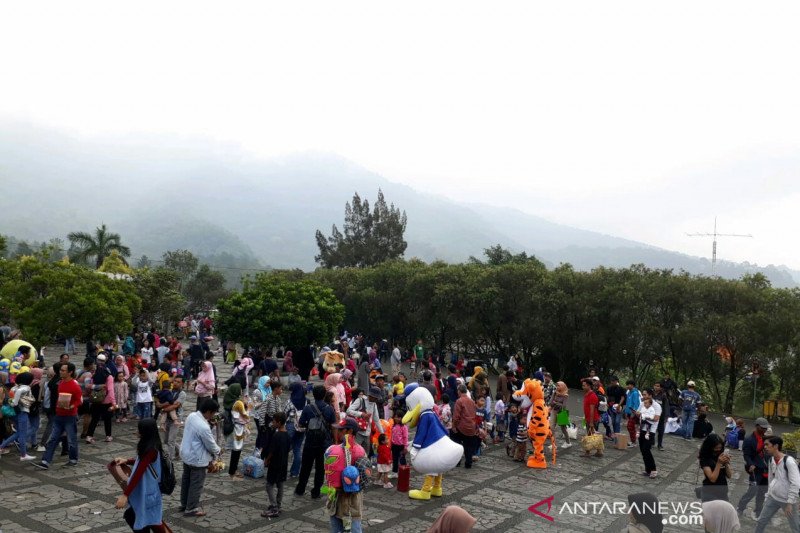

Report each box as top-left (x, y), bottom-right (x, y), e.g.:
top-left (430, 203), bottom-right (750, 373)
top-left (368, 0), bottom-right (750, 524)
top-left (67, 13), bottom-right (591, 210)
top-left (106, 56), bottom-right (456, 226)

top-left (114, 418), bottom-right (170, 532)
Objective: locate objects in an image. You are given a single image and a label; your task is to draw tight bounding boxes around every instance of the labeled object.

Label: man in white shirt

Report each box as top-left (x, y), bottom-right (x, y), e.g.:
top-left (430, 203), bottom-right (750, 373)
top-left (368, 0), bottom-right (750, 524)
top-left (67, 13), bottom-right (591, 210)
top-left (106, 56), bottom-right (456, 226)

top-left (391, 343), bottom-right (402, 377)
top-left (755, 436), bottom-right (800, 533)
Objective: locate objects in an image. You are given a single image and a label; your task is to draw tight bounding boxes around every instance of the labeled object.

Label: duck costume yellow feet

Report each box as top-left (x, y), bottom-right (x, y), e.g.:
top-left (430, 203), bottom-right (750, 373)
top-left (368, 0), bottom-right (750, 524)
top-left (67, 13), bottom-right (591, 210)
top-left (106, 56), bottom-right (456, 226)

top-left (402, 384), bottom-right (462, 500)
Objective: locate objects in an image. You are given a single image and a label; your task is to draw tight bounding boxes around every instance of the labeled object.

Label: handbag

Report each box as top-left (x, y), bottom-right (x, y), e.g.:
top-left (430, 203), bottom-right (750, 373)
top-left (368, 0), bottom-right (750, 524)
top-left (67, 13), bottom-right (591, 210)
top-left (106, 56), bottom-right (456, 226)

top-left (566, 423), bottom-right (578, 440)
top-left (556, 409), bottom-right (570, 426)
top-left (91, 386), bottom-right (106, 404)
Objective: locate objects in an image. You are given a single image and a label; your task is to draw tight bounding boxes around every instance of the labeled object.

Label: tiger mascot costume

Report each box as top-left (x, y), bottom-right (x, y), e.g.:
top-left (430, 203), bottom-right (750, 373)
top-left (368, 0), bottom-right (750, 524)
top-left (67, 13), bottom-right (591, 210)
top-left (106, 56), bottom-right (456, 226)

top-left (513, 378), bottom-right (556, 469)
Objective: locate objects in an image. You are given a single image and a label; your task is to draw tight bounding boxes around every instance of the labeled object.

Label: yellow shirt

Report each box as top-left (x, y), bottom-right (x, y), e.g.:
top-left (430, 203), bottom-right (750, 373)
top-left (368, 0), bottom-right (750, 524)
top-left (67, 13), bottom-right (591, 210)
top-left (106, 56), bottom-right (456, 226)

top-left (392, 382), bottom-right (405, 396)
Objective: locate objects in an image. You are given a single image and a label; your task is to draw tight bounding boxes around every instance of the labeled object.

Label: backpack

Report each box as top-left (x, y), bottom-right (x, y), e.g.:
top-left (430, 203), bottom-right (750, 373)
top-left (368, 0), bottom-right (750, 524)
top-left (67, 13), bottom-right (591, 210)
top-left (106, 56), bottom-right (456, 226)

top-left (780, 455), bottom-right (800, 498)
top-left (307, 403), bottom-right (330, 444)
top-left (725, 429), bottom-right (739, 448)
top-left (222, 409), bottom-right (234, 436)
top-left (148, 452), bottom-right (176, 495)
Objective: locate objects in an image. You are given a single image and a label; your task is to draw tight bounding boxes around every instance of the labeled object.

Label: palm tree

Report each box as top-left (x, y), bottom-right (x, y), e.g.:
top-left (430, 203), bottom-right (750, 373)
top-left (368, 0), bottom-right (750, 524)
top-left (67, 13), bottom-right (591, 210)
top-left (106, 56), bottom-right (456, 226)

top-left (67, 224), bottom-right (131, 268)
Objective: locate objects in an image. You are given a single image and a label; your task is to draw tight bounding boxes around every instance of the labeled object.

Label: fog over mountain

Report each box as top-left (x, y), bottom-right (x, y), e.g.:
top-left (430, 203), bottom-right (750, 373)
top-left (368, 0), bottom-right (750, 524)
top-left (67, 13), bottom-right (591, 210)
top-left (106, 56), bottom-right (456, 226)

top-left (2, 122), bottom-right (798, 288)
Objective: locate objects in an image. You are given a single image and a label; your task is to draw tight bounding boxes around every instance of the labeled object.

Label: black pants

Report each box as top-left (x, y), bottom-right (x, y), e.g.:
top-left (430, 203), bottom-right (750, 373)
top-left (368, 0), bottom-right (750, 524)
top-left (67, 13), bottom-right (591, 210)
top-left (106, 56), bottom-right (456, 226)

top-left (123, 507), bottom-right (168, 532)
top-left (737, 471), bottom-right (768, 515)
top-left (87, 403), bottom-right (112, 438)
top-left (295, 445), bottom-right (325, 497)
top-left (639, 430), bottom-right (656, 473)
top-left (229, 449), bottom-right (242, 476)
top-left (656, 414), bottom-right (666, 448)
top-left (453, 431), bottom-right (479, 468)
top-left (391, 444), bottom-right (405, 473)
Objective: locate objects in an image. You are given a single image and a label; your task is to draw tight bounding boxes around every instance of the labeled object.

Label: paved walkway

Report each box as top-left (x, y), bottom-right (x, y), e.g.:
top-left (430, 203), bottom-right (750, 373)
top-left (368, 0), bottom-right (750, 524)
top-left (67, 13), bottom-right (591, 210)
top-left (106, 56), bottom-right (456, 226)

top-left (0, 356), bottom-right (795, 532)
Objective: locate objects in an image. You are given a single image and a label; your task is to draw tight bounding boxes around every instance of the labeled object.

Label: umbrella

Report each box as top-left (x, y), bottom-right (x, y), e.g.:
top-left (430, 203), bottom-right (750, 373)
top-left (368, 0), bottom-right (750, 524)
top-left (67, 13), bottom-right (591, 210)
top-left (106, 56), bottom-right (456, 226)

top-left (0, 340), bottom-right (38, 366)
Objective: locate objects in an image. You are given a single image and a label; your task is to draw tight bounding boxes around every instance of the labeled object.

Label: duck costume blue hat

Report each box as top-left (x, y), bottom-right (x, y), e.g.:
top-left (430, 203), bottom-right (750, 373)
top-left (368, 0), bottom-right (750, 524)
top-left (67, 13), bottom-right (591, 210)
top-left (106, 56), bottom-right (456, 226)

top-left (401, 383), bottom-right (463, 500)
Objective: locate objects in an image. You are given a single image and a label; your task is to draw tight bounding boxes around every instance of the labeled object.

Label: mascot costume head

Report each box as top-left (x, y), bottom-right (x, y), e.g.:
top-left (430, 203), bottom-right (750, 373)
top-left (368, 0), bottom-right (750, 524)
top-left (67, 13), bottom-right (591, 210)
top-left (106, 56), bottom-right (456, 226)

top-left (513, 378), bottom-right (556, 469)
top-left (401, 383), bottom-right (463, 500)
top-left (321, 350), bottom-right (346, 374)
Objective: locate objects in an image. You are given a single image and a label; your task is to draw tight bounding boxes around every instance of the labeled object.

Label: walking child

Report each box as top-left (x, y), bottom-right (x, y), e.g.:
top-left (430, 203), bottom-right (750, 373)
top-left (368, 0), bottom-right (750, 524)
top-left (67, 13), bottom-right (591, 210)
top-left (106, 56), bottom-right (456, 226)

top-left (113, 371), bottom-right (129, 423)
top-left (262, 412), bottom-right (290, 518)
top-left (374, 433), bottom-right (393, 488)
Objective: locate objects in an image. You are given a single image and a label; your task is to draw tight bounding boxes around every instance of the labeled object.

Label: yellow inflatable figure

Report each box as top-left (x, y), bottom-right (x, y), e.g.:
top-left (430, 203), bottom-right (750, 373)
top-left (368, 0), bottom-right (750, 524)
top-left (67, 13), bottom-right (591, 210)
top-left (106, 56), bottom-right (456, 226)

top-left (321, 350), bottom-right (345, 374)
top-left (513, 379), bottom-right (556, 469)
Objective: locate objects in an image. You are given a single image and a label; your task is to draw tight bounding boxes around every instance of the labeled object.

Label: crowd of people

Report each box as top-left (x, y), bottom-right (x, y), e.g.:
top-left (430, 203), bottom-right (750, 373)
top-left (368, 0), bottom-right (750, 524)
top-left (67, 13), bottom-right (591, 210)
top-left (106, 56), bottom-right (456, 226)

top-left (1, 329), bottom-right (799, 532)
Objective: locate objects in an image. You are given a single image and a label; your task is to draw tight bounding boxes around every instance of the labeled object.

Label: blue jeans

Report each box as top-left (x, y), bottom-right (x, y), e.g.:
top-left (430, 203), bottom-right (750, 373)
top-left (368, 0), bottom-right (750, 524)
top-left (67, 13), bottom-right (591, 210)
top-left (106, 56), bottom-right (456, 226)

top-left (681, 409), bottom-right (696, 439)
top-left (287, 423), bottom-right (305, 477)
top-left (330, 516), bottom-right (362, 533)
top-left (1, 411), bottom-right (30, 456)
top-left (609, 410), bottom-right (622, 434)
top-left (755, 495), bottom-right (800, 533)
top-left (134, 402), bottom-right (152, 419)
top-left (42, 415), bottom-right (78, 464)
top-left (65, 338), bottom-right (76, 354)
top-left (27, 413), bottom-right (41, 448)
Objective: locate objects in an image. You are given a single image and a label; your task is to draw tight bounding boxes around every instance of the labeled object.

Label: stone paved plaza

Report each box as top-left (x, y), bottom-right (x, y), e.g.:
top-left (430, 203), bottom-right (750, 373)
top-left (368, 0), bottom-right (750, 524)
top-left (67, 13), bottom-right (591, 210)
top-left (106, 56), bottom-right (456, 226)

top-left (0, 360), bottom-right (794, 532)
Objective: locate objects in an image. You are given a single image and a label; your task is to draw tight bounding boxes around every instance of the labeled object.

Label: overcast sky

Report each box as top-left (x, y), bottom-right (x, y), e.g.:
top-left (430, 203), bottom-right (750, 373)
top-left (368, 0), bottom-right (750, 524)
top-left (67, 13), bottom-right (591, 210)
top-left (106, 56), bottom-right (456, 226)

top-left (3, 1), bottom-right (799, 269)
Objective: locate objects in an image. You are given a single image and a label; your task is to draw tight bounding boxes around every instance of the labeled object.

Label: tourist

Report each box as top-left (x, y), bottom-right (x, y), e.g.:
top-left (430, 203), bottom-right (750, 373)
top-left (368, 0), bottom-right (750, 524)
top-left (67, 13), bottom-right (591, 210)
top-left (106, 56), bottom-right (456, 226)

top-left (698, 433), bottom-right (731, 502)
top-left (390, 410), bottom-right (408, 477)
top-left (287, 380), bottom-right (307, 477)
top-left (550, 380), bottom-right (571, 448)
top-left (736, 417), bottom-right (770, 520)
top-left (262, 412), bottom-right (290, 518)
top-left (0, 372), bottom-right (36, 460)
top-left (356, 356), bottom-right (370, 392)
top-left (187, 336), bottom-right (204, 380)
top-left (325, 417), bottom-right (366, 533)
top-left (452, 384), bottom-right (478, 468)
top-left (636, 389), bottom-right (660, 479)
top-left (223, 383), bottom-right (249, 480)
top-left (622, 492), bottom-right (663, 533)
top-left (34, 362), bottom-right (82, 469)
top-left (195, 361), bottom-right (216, 410)
top-left (426, 505), bottom-right (476, 533)
top-left (132, 368), bottom-right (154, 420)
top-left (140, 340), bottom-right (154, 369)
top-left (679, 381), bottom-right (701, 440)
top-left (180, 398), bottom-right (221, 517)
top-left (113, 418), bottom-right (170, 532)
top-left (26, 368), bottom-right (43, 453)
top-left (294, 385), bottom-right (335, 499)
top-left (374, 433), bottom-right (393, 488)
top-left (391, 343), bottom-right (402, 377)
top-left (38, 365), bottom-right (68, 454)
top-left (702, 500), bottom-right (741, 533)
top-left (346, 386), bottom-right (384, 456)
top-left (606, 376), bottom-right (625, 436)
top-left (85, 353), bottom-right (116, 444)
top-left (754, 436), bottom-right (800, 533)
top-left (582, 378), bottom-right (600, 435)
top-left (623, 379), bottom-right (640, 448)
top-left (325, 372), bottom-right (345, 419)
top-left (652, 382), bottom-right (668, 450)
top-left (159, 376), bottom-right (186, 460)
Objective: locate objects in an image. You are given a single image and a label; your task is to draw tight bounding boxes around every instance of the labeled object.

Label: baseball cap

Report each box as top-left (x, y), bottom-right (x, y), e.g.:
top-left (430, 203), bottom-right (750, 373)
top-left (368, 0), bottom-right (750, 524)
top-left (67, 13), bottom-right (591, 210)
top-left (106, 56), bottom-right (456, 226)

top-left (687, 380), bottom-right (696, 387)
top-left (97, 354), bottom-right (107, 362)
top-left (334, 417), bottom-right (360, 432)
top-left (592, 376), bottom-right (600, 381)
top-left (754, 417), bottom-right (770, 429)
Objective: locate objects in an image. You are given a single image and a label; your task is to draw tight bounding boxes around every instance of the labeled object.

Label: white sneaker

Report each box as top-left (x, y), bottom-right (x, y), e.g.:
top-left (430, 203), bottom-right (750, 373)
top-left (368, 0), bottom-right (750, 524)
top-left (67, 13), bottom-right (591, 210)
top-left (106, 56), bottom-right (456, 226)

top-left (626, 442), bottom-right (636, 448)
top-left (748, 510), bottom-right (759, 521)
top-left (36, 445), bottom-right (46, 452)
top-left (388, 473), bottom-right (397, 479)
top-left (20, 454), bottom-right (37, 461)
top-left (560, 442), bottom-right (573, 449)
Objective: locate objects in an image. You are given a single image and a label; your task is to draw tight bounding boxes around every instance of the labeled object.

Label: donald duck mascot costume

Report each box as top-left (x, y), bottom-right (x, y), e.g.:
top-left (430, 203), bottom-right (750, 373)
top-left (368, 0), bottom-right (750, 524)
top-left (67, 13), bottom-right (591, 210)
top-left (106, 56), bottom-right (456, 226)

top-left (401, 383), bottom-right (463, 500)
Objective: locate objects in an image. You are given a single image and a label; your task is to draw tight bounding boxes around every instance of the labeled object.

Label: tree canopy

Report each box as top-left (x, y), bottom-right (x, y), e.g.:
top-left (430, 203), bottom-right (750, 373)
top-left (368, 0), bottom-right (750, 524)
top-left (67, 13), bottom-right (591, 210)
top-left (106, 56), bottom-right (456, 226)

top-left (68, 224), bottom-right (131, 268)
top-left (216, 272), bottom-right (344, 348)
top-left (315, 189), bottom-right (407, 268)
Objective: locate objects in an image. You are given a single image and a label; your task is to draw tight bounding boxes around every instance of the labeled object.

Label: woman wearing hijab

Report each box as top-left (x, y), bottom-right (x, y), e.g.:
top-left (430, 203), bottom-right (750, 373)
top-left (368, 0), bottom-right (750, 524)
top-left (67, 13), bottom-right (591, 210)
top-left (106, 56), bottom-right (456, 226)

top-left (195, 362), bottom-right (215, 411)
top-left (325, 373), bottom-right (346, 418)
top-left (357, 358), bottom-right (371, 394)
top-left (702, 500), bottom-right (740, 533)
top-left (282, 351), bottom-right (296, 374)
top-left (622, 493), bottom-right (663, 533)
top-left (287, 381), bottom-right (307, 478)
top-left (253, 376), bottom-right (272, 450)
top-left (86, 354), bottom-right (116, 444)
top-left (114, 418), bottom-right (171, 532)
top-left (341, 369), bottom-right (353, 407)
top-left (426, 505), bottom-right (477, 533)
top-left (223, 384), bottom-right (248, 480)
top-left (115, 355), bottom-right (130, 381)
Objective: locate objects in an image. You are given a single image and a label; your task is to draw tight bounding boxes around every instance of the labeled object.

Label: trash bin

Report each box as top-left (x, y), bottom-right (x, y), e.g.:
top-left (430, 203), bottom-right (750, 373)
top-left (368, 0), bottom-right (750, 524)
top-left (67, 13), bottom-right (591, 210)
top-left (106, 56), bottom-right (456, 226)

top-left (777, 400), bottom-right (792, 418)
top-left (763, 400), bottom-right (777, 418)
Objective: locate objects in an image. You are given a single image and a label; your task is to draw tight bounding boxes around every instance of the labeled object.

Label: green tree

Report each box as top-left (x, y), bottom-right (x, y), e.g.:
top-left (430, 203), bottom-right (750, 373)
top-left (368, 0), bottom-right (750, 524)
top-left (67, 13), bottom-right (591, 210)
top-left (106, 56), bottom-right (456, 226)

top-left (132, 267), bottom-right (186, 330)
top-left (315, 189), bottom-right (407, 268)
top-left (185, 264), bottom-right (229, 311)
top-left (68, 224), bottom-right (131, 268)
top-left (0, 234), bottom-right (7, 257)
top-left (14, 240), bottom-right (34, 258)
top-left (162, 249), bottom-right (199, 292)
top-left (136, 255), bottom-right (152, 269)
top-left (98, 250), bottom-right (134, 275)
top-left (0, 257), bottom-right (140, 346)
top-left (216, 273), bottom-right (344, 348)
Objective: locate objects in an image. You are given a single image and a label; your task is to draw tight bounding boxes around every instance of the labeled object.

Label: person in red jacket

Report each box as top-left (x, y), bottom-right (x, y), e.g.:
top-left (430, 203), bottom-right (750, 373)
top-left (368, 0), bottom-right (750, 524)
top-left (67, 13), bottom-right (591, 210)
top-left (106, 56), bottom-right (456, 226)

top-left (34, 362), bottom-right (82, 469)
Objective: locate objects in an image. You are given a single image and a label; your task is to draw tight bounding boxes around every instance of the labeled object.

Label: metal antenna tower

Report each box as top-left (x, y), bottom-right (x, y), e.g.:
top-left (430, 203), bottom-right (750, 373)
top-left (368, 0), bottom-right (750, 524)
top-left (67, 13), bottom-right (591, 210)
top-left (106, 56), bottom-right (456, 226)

top-left (686, 217), bottom-right (753, 274)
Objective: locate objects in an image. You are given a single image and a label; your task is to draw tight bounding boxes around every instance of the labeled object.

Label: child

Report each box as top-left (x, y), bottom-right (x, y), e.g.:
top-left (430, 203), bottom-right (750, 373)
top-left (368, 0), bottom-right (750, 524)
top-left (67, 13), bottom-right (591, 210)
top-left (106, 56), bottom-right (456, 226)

top-left (474, 396), bottom-right (486, 457)
top-left (132, 369), bottom-right (153, 419)
top-left (438, 394), bottom-right (452, 432)
top-left (390, 411), bottom-right (408, 476)
top-left (513, 411), bottom-right (528, 462)
top-left (374, 433), bottom-right (393, 488)
top-left (494, 393), bottom-right (507, 443)
top-left (262, 412), bottom-right (290, 518)
top-left (113, 372), bottom-right (129, 423)
top-left (735, 418), bottom-right (745, 450)
top-left (155, 380), bottom-right (180, 430)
